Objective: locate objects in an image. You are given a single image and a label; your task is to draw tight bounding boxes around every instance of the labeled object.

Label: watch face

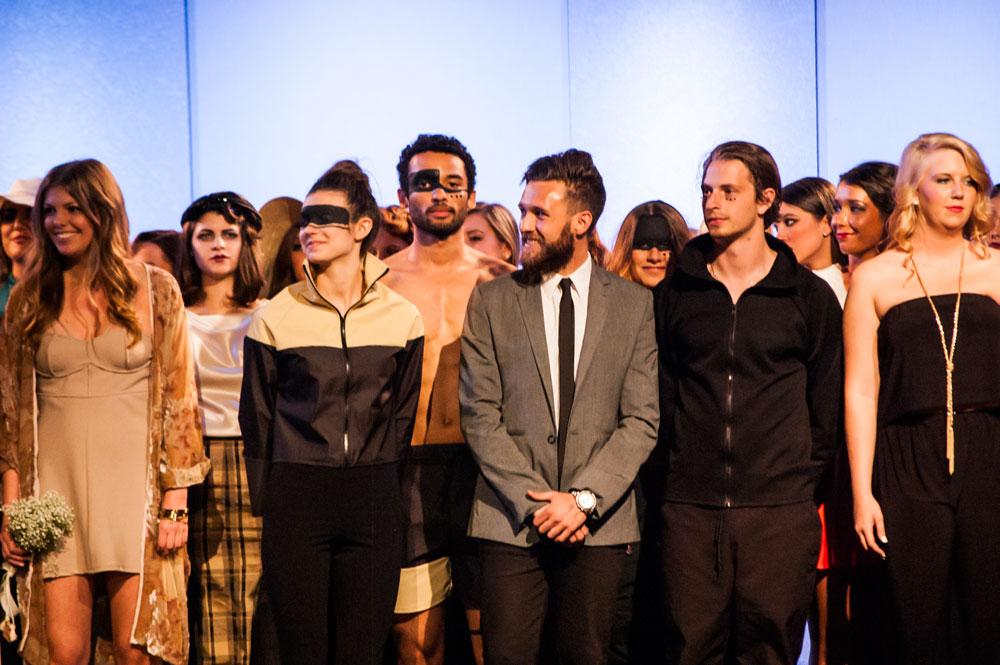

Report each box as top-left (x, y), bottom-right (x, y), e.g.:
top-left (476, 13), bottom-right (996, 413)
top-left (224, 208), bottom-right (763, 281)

top-left (577, 491), bottom-right (596, 511)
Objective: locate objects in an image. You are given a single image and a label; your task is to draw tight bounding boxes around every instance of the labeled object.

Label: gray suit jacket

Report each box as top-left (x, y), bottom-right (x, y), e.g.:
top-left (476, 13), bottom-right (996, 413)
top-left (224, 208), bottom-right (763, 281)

top-left (460, 264), bottom-right (658, 547)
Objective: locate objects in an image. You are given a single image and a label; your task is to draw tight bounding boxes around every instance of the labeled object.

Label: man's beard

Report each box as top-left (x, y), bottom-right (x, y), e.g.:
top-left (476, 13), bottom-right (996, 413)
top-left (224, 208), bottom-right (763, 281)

top-left (410, 205), bottom-right (466, 240)
top-left (521, 222), bottom-right (575, 277)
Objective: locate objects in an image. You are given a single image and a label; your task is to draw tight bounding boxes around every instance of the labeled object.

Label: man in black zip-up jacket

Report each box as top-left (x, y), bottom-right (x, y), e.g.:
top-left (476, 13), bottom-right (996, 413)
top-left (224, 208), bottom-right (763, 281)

top-left (654, 142), bottom-right (843, 665)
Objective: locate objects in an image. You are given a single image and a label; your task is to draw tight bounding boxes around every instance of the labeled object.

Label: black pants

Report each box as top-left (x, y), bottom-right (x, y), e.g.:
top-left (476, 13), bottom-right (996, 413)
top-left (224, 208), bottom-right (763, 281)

top-left (661, 501), bottom-right (820, 665)
top-left (479, 539), bottom-right (626, 665)
top-left (876, 412), bottom-right (1000, 665)
top-left (261, 462), bottom-right (402, 665)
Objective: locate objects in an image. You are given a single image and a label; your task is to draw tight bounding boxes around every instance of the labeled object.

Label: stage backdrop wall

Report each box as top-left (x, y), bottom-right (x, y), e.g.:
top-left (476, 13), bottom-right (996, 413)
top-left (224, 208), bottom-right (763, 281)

top-left (2, 0), bottom-right (997, 243)
top-left (818, 0), bottom-right (999, 183)
top-left (0, 0), bottom-right (191, 233)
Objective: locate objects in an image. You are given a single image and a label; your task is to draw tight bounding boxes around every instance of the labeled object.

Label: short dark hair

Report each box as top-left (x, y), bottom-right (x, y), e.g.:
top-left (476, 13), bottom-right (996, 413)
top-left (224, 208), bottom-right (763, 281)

top-left (522, 148), bottom-right (606, 226)
top-left (309, 160), bottom-right (382, 255)
top-left (397, 134), bottom-right (477, 193)
top-left (177, 192), bottom-right (264, 308)
top-left (703, 141), bottom-right (782, 226)
top-left (839, 161), bottom-right (898, 221)
top-left (131, 230), bottom-right (182, 273)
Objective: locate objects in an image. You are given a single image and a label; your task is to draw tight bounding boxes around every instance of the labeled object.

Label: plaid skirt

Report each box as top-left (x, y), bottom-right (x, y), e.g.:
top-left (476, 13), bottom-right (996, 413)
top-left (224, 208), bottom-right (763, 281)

top-left (188, 436), bottom-right (262, 665)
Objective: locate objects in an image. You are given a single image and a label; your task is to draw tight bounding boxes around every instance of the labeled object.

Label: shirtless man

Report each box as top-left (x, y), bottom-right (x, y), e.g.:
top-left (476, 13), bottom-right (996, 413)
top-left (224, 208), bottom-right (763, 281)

top-left (385, 134), bottom-right (511, 665)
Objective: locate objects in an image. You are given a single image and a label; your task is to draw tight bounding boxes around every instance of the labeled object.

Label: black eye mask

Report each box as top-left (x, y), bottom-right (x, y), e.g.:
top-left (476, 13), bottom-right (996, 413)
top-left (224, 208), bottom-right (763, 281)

top-left (298, 204), bottom-right (351, 228)
top-left (408, 169), bottom-right (467, 195)
top-left (632, 214), bottom-right (675, 251)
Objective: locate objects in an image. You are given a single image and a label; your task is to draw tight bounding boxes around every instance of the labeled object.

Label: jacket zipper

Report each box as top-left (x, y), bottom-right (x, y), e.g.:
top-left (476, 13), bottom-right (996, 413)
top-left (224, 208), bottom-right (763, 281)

top-left (340, 313), bottom-right (350, 456)
top-left (306, 265), bottom-right (386, 462)
top-left (723, 302), bottom-right (737, 507)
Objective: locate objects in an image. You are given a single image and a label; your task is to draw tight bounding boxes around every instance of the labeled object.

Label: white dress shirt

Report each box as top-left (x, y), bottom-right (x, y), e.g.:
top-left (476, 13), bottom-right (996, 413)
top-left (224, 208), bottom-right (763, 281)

top-left (539, 258), bottom-right (592, 429)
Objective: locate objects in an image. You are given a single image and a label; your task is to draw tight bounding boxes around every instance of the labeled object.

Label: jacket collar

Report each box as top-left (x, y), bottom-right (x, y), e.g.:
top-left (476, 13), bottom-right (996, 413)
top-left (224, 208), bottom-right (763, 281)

top-left (675, 231), bottom-right (801, 290)
top-left (301, 252), bottom-right (390, 311)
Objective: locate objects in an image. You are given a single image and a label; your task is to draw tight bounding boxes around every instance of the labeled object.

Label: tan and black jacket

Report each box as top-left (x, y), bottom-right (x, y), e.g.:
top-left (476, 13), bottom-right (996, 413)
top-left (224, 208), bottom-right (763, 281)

top-left (238, 254), bottom-right (424, 514)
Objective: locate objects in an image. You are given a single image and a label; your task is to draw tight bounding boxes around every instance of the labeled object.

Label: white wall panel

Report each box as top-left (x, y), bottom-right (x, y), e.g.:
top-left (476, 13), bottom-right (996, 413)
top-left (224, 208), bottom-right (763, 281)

top-left (0, 0), bottom-right (191, 234)
top-left (188, 0), bottom-right (570, 213)
top-left (567, 0), bottom-right (818, 241)
top-left (819, 0), bottom-right (1000, 182)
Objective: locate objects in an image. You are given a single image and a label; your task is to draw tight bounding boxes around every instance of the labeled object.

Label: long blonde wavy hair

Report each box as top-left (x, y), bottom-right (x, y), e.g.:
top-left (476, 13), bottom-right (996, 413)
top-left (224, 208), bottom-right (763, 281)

top-left (887, 133), bottom-right (993, 256)
top-left (7, 159), bottom-right (141, 350)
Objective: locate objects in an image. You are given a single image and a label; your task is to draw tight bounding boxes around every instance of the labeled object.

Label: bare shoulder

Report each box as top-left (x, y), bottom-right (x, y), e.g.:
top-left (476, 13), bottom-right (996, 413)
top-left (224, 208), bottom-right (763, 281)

top-left (381, 247), bottom-right (416, 276)
top-left (847, 251), bottom-right (905, 317)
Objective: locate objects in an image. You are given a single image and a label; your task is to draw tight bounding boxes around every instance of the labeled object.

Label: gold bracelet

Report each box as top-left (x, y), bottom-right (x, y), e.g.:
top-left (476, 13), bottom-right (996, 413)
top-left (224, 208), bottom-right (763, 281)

top-left (158, 508), bottom-right (189, 523)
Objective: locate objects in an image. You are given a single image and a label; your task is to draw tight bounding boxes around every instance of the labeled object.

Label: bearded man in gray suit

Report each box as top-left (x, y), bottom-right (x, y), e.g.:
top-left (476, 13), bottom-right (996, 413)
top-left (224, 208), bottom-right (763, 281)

top-left (459, 149), bottom-right (658, 665)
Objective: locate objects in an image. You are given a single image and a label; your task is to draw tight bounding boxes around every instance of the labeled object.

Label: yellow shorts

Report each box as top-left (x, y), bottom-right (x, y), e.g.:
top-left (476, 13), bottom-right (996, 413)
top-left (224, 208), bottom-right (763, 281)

top-left (394, 556), bottom-right (452, 614)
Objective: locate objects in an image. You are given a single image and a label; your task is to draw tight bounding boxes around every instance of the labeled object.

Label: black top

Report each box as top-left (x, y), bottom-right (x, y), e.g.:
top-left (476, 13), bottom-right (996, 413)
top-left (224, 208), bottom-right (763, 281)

top-left (877, 293), bottom-right (1000, 426)
top-left (654, 233), bottom-right (844, 507)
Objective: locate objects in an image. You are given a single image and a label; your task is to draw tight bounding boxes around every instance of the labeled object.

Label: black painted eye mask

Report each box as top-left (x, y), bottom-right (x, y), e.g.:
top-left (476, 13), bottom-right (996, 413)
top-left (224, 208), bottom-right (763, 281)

top-left (408, 169), bottom-right (467, 194)
top-left (298, 205), bottom-right (351, 228)
top-left (632, 214), bottom-right (674, 251)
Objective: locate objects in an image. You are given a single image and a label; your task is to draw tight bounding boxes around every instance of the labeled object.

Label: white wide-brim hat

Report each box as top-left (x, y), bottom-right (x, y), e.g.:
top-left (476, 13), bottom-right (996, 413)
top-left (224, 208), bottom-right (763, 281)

top-left (1, 178), bottom-right (42, 208)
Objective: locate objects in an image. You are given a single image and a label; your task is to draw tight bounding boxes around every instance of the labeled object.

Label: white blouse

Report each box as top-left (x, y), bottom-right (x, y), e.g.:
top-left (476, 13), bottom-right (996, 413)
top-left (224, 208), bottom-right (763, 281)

top-left (186, 305), bottom-right (263, 437)
top-left (813, 264), bottom-right (847, 309)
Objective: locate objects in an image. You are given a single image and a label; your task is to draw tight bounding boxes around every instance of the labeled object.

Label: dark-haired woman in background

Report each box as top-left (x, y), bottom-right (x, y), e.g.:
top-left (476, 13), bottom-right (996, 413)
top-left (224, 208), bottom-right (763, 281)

top-left (607, 200), bottom-right (689, 289)
top-left (0, 159), bottom-right (207, 664)
top-left (131, 229), bottom-right (182, 275)
top-left (846, 133), bottom-right (1000, 663)
top-left (776, 177), bottom-right (847, 306)
top-left (830, 162), bottom-right (900, 664)
top-left (176, 192), bottom-right (270, 664)
top-left (833, 162), bottom-right (898, 281)
top-left (775, 177), bottom-right (851, 664)
top-left (239, 161), bottom-right (423, 665)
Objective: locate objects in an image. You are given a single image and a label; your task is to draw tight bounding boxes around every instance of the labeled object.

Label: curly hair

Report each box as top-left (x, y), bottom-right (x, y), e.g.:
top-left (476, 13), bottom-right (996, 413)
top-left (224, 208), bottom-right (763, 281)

top-left (7, 159), bottom-right (141, 350)
top-left (397, 134), bottom-right (477, 193)
top-left (886, 133), bottom-right (993, 256)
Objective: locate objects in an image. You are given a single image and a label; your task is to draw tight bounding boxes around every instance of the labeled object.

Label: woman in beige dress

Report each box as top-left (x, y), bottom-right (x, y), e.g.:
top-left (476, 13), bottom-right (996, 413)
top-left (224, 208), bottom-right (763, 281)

top-left (0, 159), bottom-right (208, 665)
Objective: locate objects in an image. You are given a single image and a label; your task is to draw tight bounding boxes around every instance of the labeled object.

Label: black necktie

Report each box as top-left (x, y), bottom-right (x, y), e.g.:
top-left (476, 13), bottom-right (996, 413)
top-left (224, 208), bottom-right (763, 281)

top-left (557, 278), bottom-right (575, 484)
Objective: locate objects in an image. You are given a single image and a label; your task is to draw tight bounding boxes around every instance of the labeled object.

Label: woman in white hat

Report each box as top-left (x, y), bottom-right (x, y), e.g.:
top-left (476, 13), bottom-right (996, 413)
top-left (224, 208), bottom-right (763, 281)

top-left (0, 178), bottom-right (40, 315)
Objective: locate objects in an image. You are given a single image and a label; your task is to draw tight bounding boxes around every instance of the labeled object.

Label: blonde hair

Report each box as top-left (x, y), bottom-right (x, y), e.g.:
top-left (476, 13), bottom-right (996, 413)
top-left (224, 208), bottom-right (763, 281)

top-left (7, 159), bottom-right (140, 349)
top-left (472, 202), bottom-right (521, 264)
top-left (887, 133), bottom-right (993, 255)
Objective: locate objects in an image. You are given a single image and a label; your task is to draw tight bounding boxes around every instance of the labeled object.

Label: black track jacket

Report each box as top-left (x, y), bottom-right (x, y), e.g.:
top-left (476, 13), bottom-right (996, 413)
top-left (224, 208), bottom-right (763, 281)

top-left (654, 233), bottom-right (843, 507)
top-left (239, 254), bottom-right (424, 515)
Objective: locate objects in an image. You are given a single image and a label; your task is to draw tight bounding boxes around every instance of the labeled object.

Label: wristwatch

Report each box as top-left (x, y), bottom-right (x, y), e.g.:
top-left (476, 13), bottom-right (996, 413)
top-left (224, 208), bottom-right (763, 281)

top-left (572, 489), bottom-right (598, 517)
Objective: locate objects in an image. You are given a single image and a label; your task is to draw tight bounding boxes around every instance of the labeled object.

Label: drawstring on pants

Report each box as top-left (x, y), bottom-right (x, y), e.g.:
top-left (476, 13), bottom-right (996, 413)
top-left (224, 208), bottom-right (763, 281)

top-left (714, 509), bottom-right (726, 576)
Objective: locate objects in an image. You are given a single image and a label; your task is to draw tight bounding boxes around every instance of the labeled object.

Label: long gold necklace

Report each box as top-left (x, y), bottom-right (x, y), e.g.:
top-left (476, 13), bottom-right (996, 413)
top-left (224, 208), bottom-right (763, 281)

top-left (910, 248), bottom-right (964, 475)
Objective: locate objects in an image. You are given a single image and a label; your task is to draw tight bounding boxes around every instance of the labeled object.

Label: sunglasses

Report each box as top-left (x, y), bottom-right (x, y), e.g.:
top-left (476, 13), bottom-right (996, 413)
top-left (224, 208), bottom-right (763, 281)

top-left (1, 207), bottom-right (26, 224)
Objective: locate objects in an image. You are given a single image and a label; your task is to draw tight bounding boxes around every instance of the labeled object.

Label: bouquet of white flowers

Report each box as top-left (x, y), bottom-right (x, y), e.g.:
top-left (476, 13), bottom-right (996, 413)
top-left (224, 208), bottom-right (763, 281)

top-left (1, 491), bottom-right (75, 642)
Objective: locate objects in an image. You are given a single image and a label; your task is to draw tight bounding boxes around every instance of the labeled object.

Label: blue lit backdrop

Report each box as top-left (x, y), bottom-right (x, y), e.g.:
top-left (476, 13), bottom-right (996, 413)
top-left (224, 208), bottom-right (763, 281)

top-left (2, 0), bottom-right (997, 247)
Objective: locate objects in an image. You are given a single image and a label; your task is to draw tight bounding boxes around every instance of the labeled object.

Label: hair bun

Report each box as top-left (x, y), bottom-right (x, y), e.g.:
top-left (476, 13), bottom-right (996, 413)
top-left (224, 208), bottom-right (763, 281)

top-left (327, 160), bottom-right (370, 186)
